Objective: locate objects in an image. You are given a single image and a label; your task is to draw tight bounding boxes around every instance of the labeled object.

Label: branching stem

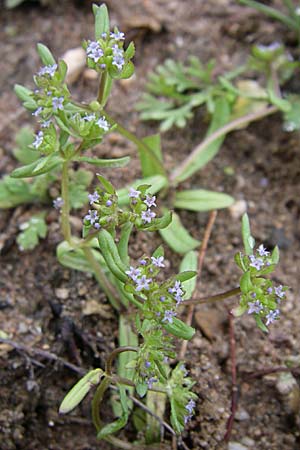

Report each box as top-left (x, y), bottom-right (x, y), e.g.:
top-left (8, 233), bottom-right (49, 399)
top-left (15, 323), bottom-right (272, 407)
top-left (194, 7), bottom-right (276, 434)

top-left (183, 287), bottom-right (241, 305)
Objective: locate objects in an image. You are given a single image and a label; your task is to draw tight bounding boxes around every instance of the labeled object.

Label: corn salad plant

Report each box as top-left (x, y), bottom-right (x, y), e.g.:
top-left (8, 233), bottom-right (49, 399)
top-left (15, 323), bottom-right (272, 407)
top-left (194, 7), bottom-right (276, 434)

top-left (4, 3), bottom-right (288, 447)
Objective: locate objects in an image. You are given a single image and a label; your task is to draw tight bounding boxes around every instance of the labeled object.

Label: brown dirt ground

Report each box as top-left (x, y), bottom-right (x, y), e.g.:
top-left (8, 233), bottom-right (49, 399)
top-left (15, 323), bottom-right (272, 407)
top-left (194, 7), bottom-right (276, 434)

top-left (1, 1), bottom-right (300, 449)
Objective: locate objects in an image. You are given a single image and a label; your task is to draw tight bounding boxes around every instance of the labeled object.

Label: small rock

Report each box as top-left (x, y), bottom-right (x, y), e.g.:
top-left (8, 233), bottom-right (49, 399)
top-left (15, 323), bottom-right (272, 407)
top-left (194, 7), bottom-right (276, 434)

top-left (82, 300), bottom-right (113, 319)
top-left (234, 408), bottom-right (250, 421)
top-left (195, 309), bottom-right (224, 341)
top-left (119, 73), bottom-right (136, 91)
top-left (61, 47), bottom-right (86, 84)
top-left (241, 437), bottom-right (255, 447)
top-left (229, 199), bottom-right (247, 220)
top-left (228, 442), bottom-right (249, 450)
top-left (55, 288), bottom-right (69, 300)
top-left (84, 68), bottom-right (98, 81)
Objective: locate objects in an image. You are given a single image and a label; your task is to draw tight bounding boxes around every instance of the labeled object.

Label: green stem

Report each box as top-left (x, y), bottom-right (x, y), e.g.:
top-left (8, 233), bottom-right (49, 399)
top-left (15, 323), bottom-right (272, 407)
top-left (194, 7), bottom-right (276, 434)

top-left (61, 161), bottom-right (71, 242)
top-left (105, 346), bottom-right (138, 376)
top-left (91, 377), bottom-right (111, 432)
top-left (83, 247), bottom-right (122, 311)
top-left (170, 105), bottom-right (278, 184)
top-left (184, 287), bottom-right (241, 305)
top-left (102, 111), bottom-right (167, 177)
top-left (238, 0), bottom-right (297, 30)
top-left (97, 71), bottom-right (108, 105)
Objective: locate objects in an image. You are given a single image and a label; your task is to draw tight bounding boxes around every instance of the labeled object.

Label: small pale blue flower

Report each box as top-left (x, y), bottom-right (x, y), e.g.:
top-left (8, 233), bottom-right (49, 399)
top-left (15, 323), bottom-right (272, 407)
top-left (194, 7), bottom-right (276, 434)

top-left (147, 377), bottom-right (158, 389)
top-left (135, 275), bottom-right (152, 291)
top-left (84, 113), bottom-right (96, 122)
top-left (52, 96), bottom-right (64, 112)
top-left (248, 300), bottom-right (263, 315)
top-left (84, 209), bottom-right (98, 225)
top-left (151, 256), bottom-right (165, 268)
top-left (33, 131), bottom-right (44, 149)
top-left (96, 116), bottom-right (109, 131)
top-left (126, 266), bottom-right (141, 281)
top-left (266, 309), bottom-right (280, 326)
top-left (144, 195), bottom-right (156, 208)
top-left (53, 197), bottom-right (64, 210)
top-left (88, 191), bottom-right (100, 205)
top-left (162, 310), bottom-right (176, 324)
top-left (257, 244), bottom-right (270, 257)
top-left (249, 255), bottom-right (264, 270)
top-left (129, 187), bottom-right (141, 198)
top-left (141, 209), bottom-right (156, 224)
top-left (41, 120), bottom-right (51, 128)
top-left (274, 285), bottom-right (285, 298)
top-left (32, 106), bottom-right (43, 117)
top-left (185, 399), bottom-right (196, 414)
top-left (110, 31), bottom-right (125, 41)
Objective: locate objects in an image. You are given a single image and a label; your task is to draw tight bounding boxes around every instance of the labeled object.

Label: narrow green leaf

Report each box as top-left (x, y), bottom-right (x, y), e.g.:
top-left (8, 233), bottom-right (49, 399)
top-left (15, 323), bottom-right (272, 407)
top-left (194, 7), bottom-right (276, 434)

top-left (93, 3), bottom-right (110, 39)
top-left (112, 316), bottom-right (137, 417)
top-left (139, 134), bottom-right (163, 177)
top-left (75, 156), bottom-right (130, 168)
top-left (271, 246), bottom-right (279, 264)
top-left (37, 43), bottom-right (56, 66)
top-left (118, 61), bottom-right (135, 80)
top-left (125, 42), bottom-right (135, 59)
top-left (146, 390), bottom-right (166, 443)
top-left (57, 240), bottom-right (105, 273)
top-left (98, 230), bottom-right (128, 283)
top-left (240, 271), bottom-right (252, 294)
top-left (241, 213), bottom-right (255, 255)
top-left (179, 251), bottom-right (198, 300)
top-left (10, 154), bottom-right (62, 178)
top-left (159, 211), bottom-right (200, 254)
top-left (174, 189), bottom-right (234, 211)
top-left (96, 174), bottom-right (115, 195)
top-left (97, 386), bottom-right (129, 438)
top-left (255, 315), bottom-right (269, 333)
top-left (142, 210), bottom-right (172, 231)
top-left (14, 84), bottom-right (34, 103)
top-left (118, 223), bottom-right (133, 265)
top-left (175, 271), bottom-right (197, 283)
top-left (163, 317), bottom-right (195, 340)
top-left (59, 369), bottom-right (104, 414)
top-left (5, 0), bottom-right (26, 8)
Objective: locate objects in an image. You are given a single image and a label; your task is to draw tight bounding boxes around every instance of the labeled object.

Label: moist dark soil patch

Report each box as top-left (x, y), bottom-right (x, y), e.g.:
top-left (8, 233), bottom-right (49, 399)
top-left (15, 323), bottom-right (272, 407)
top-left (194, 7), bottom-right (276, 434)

top-left (1, 1), bottom-right (300, 449)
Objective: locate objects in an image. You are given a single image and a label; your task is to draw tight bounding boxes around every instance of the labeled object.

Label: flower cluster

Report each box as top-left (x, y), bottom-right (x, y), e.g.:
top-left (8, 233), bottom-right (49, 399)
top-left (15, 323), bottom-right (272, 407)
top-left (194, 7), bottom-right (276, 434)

top-left (128, 187), bottom-right (158, 226)
top-left (83, 180), bottom-right (171, 236)
top-left (83, 186), bottom-right (117, 231)
top-left (67, 112), bottom-right (111, 140)
top-left (167, 362), bottom-right (197, 433)
top-left (125, 253), bottom-right (185, 326)
top-left (84, 27), bottom-right (133, 77)
top-left (27, 56), bottom-right (71, 154)
top-left (234, 244), bottom-right (287, 331)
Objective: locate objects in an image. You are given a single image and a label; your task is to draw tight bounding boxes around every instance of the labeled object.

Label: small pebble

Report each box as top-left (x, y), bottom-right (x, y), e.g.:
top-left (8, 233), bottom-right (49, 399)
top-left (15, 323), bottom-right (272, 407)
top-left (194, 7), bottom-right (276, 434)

top-left (55, 288), bottom-right (69, 300)
top-left (229, 199), bottom-right (247, 220)
top-left (234, 408), bottom-right (250, 421)
top-left (228, 442), bottom-right (249, 450)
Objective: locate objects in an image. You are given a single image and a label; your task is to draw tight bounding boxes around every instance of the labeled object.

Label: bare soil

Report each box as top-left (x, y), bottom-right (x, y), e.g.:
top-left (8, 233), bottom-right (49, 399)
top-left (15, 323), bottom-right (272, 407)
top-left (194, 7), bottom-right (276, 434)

top-left (1, 1), bottom-right (300, 449)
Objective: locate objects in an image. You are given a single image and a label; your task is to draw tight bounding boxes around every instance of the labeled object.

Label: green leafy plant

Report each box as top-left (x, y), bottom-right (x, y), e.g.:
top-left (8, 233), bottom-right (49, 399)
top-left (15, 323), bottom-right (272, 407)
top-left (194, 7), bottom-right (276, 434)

top-left (238, 0), bottom-right (300, 44)
top-left (136, 40), bottom-right (300, 183)
top-left (3, 3), bottom-right (289, 447)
